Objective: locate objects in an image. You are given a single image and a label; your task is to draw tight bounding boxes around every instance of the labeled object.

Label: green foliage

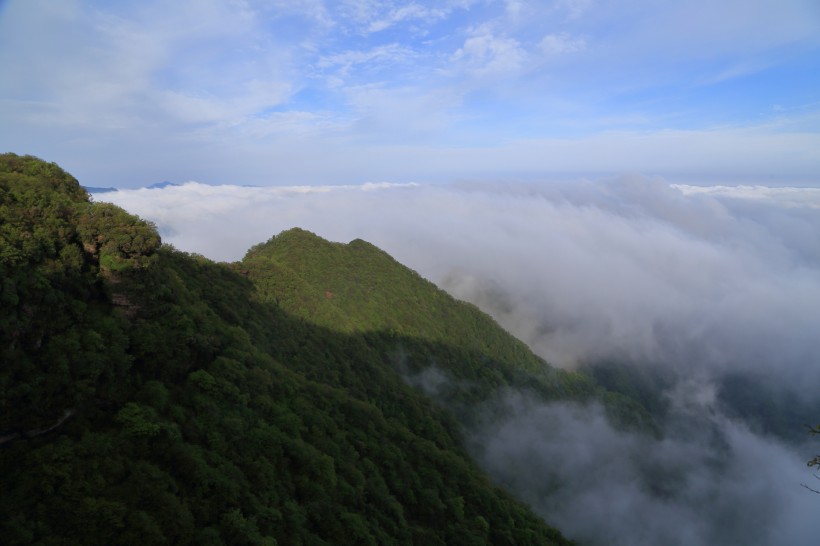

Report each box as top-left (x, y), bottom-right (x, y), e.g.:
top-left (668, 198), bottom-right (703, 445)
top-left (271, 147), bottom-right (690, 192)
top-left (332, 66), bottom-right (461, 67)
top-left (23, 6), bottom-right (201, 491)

top-left (243, 228), bottom-right (656, 432)
top-left (1, 155), bottom-right (574, 545)
top-left (0, 154), bottom-right (139, 432)
top-left (807, 425), bottom-right (820, 471)
top-left (76, 201), bottom-right (160, 272)
top-left (243, 229), bottom-right (543, 368)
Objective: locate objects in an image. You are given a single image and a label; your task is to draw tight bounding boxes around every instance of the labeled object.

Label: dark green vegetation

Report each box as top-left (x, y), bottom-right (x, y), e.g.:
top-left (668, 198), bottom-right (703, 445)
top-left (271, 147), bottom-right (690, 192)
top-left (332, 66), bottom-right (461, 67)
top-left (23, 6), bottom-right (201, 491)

top-left (241, 229), bottom-right (656, 433)
top-left (808, 425), bottom-right (820, 487)
top-left (2, 154), bottom-right (583, 544)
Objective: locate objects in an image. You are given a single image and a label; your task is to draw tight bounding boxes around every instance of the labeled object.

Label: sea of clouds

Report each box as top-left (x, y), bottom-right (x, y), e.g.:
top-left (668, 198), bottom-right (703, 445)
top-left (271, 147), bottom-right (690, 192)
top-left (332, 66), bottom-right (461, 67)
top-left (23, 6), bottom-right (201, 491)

top-left (96, 176), bottom-right (820, 545)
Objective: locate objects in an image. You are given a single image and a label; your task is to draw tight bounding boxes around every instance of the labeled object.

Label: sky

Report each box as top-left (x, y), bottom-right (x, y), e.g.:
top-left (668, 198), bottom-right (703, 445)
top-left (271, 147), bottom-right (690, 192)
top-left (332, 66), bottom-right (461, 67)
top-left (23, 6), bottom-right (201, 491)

top-left (1, 0), bottom-right (819, 187)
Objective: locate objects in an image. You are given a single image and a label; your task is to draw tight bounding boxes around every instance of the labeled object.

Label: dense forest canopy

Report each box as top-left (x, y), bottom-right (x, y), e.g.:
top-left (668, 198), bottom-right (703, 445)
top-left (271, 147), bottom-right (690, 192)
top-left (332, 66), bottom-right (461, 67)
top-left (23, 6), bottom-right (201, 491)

top-left (1, 153), bottom-right (585, 544)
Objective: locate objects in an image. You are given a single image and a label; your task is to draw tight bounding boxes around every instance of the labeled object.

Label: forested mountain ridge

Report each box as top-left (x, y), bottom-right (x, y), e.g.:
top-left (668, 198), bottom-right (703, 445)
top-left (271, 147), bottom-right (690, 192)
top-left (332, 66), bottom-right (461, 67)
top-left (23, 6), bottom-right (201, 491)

top-left (243, 229), bottom-right (544, 370)
top-left (1, 153), bottom-right (580, 544)
top-left (241, 229), bottom-right (655, 430)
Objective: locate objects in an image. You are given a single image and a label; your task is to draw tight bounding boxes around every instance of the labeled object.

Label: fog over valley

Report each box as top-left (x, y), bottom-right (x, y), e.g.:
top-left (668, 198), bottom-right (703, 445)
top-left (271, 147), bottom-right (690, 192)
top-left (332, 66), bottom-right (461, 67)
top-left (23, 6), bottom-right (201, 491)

top-left (4, 0), bottom-right (818, 542)
top-left (97, 177), bottom-right (820, 545)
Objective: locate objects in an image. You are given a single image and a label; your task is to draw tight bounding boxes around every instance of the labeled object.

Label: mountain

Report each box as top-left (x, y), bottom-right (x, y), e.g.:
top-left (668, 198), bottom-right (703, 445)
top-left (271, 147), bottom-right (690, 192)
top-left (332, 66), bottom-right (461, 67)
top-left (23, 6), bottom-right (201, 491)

top-left (83, 181), bottom-right (181, 194)
top-left (146, 181), bottom-right (179, 189)
top-left (83, 185), bottom-right (118, 193)
top-left (1, 153), bottom-right (580, 544)
top-left (242, 229), bottom-right (656, 428)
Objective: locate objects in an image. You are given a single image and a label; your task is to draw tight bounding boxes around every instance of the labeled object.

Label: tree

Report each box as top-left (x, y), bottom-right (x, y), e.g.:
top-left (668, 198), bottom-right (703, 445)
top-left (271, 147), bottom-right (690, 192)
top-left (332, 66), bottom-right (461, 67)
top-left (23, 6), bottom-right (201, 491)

top-left (804, 425), bottom-right (820, 494)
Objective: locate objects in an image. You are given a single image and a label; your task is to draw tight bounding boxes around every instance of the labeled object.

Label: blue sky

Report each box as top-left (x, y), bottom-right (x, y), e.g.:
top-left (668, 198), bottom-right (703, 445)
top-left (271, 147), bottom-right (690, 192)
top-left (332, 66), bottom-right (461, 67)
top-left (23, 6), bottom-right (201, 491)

top-left (1, 0), bottom-right (819, 187)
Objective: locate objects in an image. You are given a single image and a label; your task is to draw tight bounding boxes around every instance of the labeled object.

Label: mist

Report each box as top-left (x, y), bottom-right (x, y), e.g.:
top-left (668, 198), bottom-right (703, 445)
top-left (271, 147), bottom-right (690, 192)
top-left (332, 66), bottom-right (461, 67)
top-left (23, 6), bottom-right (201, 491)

top-left (97, 177), bottom-right (820, 375)
top-left (468, 392), bottom-right (818, 546)
top-left (96, 176), bottom-right (820, 544)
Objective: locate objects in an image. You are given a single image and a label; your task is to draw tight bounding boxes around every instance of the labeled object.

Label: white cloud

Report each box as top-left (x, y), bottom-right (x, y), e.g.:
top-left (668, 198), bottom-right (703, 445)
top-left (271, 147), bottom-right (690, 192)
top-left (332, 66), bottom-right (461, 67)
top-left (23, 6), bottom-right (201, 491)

top-left (0, 0), bottom-right (297, 131)
top-left (555, 0), bottom-right (593, 20)
top-left (158, 78), bottom-right (293, 125)
top-left (470, 394), bottom-right (820, 546)
top-left (318, 43), bottom-right (417, 83)
top-left (339, 84), bottom-right (462, 141)
top-left (451, 30), bottom-right (527, 78)
top-left (366, 3), bottom-right (448, 33)
top-left (335, 0), bottom-right (448, 35)
top-left (539, 32), bottom-right (586, 55)
top-left (97, 177), bottom-right (820, 376)
top-left (502, 0), bottom-right (527, 18)
top-left (673, 184), bottom-right (820, 208)
top-left (251, 0), bottom-right (333, 27)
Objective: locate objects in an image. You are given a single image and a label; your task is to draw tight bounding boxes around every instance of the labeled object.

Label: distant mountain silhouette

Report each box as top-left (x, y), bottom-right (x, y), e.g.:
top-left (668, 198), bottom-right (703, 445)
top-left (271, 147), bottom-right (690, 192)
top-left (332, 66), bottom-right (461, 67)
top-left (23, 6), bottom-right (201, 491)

top-left (146, 180), bottom-right (179, 189)
top-left (83, 181), bottom-right (180, 193)
top-left (82, 185), bottom-right (118, 193)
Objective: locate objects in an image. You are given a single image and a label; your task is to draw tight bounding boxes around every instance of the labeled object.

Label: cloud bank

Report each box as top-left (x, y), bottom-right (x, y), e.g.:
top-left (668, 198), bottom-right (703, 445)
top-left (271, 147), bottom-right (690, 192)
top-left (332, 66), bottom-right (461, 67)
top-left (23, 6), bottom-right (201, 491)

top-left (97, 177), bottom-right (820, 373)
top-left (96, 177), bottom-right (820, 544)
top-left (469, 392), bottom-right (818, 546)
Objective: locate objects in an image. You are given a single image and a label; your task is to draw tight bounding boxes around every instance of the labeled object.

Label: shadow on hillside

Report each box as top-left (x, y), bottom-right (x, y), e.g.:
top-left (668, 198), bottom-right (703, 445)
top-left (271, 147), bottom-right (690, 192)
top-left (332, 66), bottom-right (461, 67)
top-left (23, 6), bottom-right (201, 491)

top-left (2, 245), bottom-right (579, 546)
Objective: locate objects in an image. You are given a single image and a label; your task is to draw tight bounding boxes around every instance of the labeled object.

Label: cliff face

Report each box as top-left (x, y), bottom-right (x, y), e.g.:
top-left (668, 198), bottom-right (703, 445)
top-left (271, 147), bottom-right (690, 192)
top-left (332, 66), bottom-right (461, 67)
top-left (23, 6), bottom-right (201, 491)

top-left (0, 154), bottom-right (575, 545)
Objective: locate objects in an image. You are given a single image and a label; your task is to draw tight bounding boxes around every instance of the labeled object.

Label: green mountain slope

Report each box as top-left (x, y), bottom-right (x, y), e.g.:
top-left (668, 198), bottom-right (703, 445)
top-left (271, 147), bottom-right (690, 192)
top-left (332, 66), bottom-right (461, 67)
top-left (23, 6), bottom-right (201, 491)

top-left (241, 230), bottom-right (655, 431)
top-left (243, 229), bottom-right (545, 371)
top-left (1, 154), bottom-right (574, 544)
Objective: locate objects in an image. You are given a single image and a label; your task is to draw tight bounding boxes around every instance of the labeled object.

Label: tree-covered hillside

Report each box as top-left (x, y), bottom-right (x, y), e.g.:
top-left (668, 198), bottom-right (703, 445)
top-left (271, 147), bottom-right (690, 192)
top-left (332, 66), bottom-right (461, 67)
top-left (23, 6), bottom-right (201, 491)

top-left (1, 153), bottom-right (576, 544)
top-left (242, 229), bottom-right (656, 432)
